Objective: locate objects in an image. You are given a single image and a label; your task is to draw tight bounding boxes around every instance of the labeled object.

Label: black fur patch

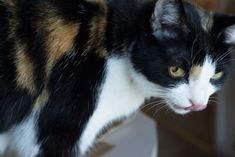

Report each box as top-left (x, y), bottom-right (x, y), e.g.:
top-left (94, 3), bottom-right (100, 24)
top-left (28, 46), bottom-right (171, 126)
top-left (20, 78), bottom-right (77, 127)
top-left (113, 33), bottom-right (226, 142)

top-left (37, 51), bottom-right (105, 157)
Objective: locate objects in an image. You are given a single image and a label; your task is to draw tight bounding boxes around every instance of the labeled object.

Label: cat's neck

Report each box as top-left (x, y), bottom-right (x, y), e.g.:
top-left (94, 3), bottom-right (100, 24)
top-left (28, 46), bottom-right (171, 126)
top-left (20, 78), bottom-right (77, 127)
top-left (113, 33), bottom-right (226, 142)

top-left (106, 0), bottom-right (154, 54)
top-left (97, 57), bottom-right (147, 116)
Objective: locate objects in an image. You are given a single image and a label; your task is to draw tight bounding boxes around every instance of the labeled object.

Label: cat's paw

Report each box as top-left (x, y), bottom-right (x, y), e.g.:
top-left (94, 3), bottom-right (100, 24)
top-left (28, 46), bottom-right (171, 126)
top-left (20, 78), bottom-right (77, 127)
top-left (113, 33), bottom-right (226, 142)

top-left (0, 134), bottom-right (9, 155)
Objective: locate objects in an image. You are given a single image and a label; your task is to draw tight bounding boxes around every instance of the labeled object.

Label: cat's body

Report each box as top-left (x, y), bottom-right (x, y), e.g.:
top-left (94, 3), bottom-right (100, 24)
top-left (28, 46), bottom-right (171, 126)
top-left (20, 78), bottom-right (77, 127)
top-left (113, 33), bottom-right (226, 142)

top-left (0, 0), bottom-right (235, 156)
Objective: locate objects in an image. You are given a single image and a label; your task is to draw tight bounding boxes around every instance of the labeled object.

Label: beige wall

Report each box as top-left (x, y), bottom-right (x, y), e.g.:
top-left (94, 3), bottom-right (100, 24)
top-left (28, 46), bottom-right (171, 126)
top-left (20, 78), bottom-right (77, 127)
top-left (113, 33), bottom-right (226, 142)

top-left (189, 0), bottom-right (216, 10)
top-left (217, 0), bottom-right (235, 13)
top-left (216, 1), bottom-right (235, 156)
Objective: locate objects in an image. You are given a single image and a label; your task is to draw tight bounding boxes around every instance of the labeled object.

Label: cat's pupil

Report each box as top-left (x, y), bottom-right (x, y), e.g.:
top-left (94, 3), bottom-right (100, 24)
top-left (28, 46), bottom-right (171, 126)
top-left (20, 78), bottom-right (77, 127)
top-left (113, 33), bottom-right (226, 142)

top-left (173, 67), bottom-right (179, 72)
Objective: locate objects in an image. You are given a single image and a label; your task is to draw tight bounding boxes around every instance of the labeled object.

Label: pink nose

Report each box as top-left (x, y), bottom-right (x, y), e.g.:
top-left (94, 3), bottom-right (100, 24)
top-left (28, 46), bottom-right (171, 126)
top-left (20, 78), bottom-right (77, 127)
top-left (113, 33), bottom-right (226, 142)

top-left (187, 100), bottom-right (207, 111)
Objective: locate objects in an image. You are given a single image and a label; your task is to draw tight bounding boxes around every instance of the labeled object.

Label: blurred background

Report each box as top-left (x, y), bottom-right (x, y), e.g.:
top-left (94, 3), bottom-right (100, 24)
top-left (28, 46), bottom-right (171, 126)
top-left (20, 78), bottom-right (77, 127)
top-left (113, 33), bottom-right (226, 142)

top-left (144, 1), bottom-right (235, 157)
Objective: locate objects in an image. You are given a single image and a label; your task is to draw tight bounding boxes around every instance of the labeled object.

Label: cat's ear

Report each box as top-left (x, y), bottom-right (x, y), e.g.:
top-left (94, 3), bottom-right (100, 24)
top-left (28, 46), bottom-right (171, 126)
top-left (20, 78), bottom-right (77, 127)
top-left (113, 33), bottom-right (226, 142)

top-left (151, 0), bottom-right (187, 35)
top-left (213, 14), bottom-right (235, 45)
top-left (225, 25), bottom-right (235, 44)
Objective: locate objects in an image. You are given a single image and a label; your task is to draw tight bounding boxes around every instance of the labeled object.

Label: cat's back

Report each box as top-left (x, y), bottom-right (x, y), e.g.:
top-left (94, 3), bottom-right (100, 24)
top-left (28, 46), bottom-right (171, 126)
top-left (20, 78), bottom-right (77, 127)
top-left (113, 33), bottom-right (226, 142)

top-left (0, 0), bottom-right (13, 44)
top-left (0, 0), bottom-right (108, 90)
top-left (0, 0), bottom-right (108, 133)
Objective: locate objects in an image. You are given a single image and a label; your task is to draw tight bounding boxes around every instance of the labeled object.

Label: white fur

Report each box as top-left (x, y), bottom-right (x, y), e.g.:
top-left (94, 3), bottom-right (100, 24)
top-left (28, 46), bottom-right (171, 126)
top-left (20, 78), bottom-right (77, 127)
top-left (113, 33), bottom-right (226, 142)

top-left (0, 133), bottom-right (9, 155)
top-left (78, 57), bottom-right (162, 155)
top-left (165, 56), bottom-right (217, 114)
top-left (9, 113), bottom-right (40, 157)
top-left (225, 25), bottom-right (235, 44)
top-left (189, 57), bottom-right (217, 104)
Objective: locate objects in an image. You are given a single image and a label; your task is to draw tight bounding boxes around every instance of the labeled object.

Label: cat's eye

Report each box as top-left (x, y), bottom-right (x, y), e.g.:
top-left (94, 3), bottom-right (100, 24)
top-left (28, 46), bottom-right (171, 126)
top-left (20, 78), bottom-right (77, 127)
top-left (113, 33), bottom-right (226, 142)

top-left (169, 66), bottom-right (185, 78)
top-left (211, 72), bottom-right (224, 81)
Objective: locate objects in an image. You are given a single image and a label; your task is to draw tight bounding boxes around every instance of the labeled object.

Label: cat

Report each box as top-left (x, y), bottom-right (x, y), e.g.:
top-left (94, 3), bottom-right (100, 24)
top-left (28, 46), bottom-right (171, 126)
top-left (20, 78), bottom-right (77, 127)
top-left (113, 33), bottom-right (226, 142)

top-left (0, 0), bottom-right (235, 156)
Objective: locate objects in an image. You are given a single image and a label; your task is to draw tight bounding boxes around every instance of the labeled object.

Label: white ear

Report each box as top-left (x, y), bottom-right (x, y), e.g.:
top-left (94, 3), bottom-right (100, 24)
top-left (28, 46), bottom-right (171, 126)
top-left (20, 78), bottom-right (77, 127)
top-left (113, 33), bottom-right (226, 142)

top-left (151, 0), bottom-right (185, 31)
top-left (225, 25), bottom-right (235, 44)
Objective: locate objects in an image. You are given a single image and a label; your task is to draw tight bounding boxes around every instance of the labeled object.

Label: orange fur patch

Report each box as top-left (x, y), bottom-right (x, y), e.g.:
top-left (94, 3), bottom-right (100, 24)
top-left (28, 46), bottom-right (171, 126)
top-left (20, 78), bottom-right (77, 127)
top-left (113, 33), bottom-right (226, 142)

top-left (6, 1), bottom-right (36, 94)
top-left (15, 44), bottom-right (36, 94)
top-left (190, 66), bottom-right (202, 80)
top-left (47, 20), bottom-right (78, 76)
top-left (87, 17), bottom-right (107, 57)
top-left (42, 17), bottom-right (79, 76)
top-left (33, 89), bottom-right (49, 110)
top-left (85, 0), bottom-right (108, 57)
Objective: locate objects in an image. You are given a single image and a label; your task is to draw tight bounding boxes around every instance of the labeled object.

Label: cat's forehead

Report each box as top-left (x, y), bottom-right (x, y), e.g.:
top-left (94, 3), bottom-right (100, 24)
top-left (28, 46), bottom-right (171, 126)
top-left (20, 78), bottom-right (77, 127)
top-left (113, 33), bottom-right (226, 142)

top-left (164, 39), bottom-right (228, 70)
top-left (165, 32), bottom-right (229, 66)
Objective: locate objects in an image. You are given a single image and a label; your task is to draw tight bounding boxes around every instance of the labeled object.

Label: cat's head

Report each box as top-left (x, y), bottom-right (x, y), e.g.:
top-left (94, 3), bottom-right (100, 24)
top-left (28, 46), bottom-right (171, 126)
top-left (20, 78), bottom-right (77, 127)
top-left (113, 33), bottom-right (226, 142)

top-left (130, 0), bottom-right (235, 114)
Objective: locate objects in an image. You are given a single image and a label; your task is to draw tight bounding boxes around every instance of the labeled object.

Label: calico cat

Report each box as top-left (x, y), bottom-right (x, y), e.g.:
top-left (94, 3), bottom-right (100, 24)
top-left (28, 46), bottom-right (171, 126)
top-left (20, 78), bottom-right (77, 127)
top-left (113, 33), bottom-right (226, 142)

top-left (0, 0), bottom-right (235, 156)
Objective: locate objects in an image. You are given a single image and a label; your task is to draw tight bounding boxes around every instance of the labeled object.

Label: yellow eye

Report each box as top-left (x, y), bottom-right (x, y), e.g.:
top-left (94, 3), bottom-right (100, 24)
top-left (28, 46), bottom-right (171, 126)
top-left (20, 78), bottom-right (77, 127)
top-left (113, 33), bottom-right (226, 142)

top-left (169, 66), bottom-right (185, 78)
top-left (211, 72), bottom-right (224, 80)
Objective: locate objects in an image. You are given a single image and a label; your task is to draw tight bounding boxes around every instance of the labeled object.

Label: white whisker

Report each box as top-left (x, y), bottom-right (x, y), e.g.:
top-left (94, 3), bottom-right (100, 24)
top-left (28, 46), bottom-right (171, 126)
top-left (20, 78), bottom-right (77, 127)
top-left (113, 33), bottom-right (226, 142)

top-left (215, 46), bottom-right (235, 63)
top-left (153, 105), bottom-right (168, 117)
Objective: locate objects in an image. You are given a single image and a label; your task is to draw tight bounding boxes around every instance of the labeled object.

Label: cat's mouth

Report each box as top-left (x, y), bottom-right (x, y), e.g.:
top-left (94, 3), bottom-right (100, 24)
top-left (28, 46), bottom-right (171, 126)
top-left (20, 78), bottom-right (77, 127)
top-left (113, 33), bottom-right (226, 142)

top-left (170, 104), bottom-right (207, 114)
top-left (169, 105), bottom-right (191, 114)
top-left (173, 105), bottom-right (207, 111)
top-left (162, 98), bottom-right (208, 114)
top-left (147, 98), bottom-right (208, 115)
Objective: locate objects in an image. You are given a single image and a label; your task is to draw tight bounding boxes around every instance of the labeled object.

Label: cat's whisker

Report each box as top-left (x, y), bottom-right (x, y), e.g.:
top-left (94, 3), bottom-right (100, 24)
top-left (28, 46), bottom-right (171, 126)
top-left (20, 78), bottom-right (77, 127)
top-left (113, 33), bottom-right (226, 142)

top-left (209, 100), bottom-right (218, 104)
top-left (210, 95), bottom-right (217, 98)
top-left (192, 47), bottom-right (203, 64)
top-left (143, 101), bottom-right (166, 110)
top-left (209, 98), bottom-right (217, 100)
top-left (209, 98), bottom-right (217, 101)
top-left (209, 97), bottom-right (217, 100)
top-left (164, 107), bottom-right (172, 114)
top-left (209, 97), bottom-right (218, 104)
top-left (216, 47), bottom-right (235, 62)
top-left (215, 46), bottom-right (235, 63)
top-left (148, 102), bottom-right (166, 111)
top-left (151, 102), bottom-right (165, 109)
top-left (144, 103), bottom-right (163, 113)
top-left (140, 100), bottom-right (164, 110)
top-left (153, 105), bottom-right (168, 117)
top-left (191, 37), bottom-right (198, 60)
top-left (217, 59), bottom-right (235, 66)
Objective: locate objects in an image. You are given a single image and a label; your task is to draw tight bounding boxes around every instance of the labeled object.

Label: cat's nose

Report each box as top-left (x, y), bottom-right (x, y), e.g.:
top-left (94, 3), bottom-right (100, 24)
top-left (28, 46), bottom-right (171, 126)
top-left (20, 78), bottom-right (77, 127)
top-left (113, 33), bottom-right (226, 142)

top-left (187, 99), bottom-right (207, 111)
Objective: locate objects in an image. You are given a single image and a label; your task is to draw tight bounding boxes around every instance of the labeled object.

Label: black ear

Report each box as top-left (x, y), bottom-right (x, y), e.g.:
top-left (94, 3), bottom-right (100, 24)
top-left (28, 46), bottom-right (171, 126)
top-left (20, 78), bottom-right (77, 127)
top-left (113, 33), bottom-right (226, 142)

top-left (151, 0), bottom-right (187, 34)
top-left (213, 14), bottom-right (235, 45)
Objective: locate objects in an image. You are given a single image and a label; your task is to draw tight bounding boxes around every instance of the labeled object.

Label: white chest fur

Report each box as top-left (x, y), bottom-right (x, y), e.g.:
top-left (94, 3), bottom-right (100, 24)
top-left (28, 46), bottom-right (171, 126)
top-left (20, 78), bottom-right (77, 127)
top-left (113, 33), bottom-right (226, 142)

top-left (78, 57), bottom-right (147, 155)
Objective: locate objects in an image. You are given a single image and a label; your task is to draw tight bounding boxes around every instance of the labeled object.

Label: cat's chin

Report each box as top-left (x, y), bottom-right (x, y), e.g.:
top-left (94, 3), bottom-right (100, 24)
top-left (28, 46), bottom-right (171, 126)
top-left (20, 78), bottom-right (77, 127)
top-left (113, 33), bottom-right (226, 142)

top-left (168, 105), bottom-right (191, 115)
top-left (172, 107), bottom-right (191, 115)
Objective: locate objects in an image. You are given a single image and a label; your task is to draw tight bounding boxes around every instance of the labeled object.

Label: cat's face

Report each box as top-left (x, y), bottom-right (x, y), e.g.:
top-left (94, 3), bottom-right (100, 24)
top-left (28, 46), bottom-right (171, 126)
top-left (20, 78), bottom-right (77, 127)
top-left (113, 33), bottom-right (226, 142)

top-left (130, 0), bottom-right (235, 114)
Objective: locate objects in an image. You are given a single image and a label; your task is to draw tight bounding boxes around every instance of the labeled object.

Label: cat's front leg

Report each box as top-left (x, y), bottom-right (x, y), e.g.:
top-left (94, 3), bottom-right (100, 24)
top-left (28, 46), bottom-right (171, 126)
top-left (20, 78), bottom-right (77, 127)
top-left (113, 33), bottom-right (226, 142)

top-left (36, 110), bottom-right (85, 157)
top-left (36, 135), bottom-right (81, 157)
